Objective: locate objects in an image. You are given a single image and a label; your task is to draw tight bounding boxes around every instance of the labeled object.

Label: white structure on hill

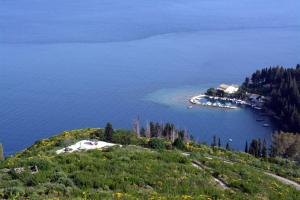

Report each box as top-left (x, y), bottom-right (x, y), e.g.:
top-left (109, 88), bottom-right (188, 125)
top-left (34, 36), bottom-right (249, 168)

top-left (217, 84), bottom-right (239, 94)
top-left (56, 140), bottom-right (119, 154)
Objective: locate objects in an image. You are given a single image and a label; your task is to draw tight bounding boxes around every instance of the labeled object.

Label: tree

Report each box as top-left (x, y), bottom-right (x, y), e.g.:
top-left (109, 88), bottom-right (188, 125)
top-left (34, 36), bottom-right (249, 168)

top-left (0, 143), bottom-right (3, 161)
top-left (104, 122), bottom-right (114, 142)
top-left (249, 139), bottom-right (259, 157)
top-left (225, 142), bottom-right (230, 150)
top-left (140, 127), bottom-right (146, 137)
top-left (163, 123), bottom-right (173, 139)
top-left (211, 135), bottom-right (217, 147)
top-left (244, 65), bottom-right (300, 132)
top-left (146, 122), bottom-right (151, 138)
top-left (206, 88), bottom-right (217, 96)
top-left (148, 138), bottom-right (165, 149)
top-left (244, 77), bottom-right (250, 87)
top-left (245, 141), bottom-right (248, 153)
top-left (149, 122), bottom-right (157, 138)
top-left (218, 138), bottom-right (221, 147)
top-left (271, 132), bottom-right (300, 160)
top-left (173, 138), bottom-right (185, 150)
top-left (155, 123), bottom-right (162, 138)
top-left (258, 139), bottom-right (262, 157)
top-left (183, 129), bottom-right (189, 142)
top-left (132, 118), bottom-right (140, 137)
top-left (262, 139), bottom-right (267, 158)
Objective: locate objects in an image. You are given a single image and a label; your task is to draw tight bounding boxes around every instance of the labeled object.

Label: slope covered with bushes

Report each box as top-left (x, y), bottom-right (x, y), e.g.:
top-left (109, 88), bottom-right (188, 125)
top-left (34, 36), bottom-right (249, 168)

top-left (0, 128), bottom-right (299, 199)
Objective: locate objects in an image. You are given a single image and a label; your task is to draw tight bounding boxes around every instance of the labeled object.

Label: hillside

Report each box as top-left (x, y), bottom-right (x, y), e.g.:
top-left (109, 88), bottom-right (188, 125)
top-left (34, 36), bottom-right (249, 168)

top-left (242, 65), bottom-right (300, 132)
top-left (0, 128), bottom-right (299, 199)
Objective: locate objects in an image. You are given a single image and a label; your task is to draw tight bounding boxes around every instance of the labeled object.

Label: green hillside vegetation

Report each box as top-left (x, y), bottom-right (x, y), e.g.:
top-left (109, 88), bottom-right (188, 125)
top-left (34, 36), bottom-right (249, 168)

top-left (0, 128), bottom-right (299, 199)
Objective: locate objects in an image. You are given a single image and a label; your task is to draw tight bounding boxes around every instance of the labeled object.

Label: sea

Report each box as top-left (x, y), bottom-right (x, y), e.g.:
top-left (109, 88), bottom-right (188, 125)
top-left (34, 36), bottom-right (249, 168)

top-left (0, 0), bottom-right (299, 155)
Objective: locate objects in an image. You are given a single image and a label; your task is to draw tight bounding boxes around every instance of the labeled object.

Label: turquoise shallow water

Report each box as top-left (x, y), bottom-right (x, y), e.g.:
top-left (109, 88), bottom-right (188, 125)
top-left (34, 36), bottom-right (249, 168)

top-left (145, 85), bottom-right (274, 142)
top-left (0, 0), bottom-right (299, 154)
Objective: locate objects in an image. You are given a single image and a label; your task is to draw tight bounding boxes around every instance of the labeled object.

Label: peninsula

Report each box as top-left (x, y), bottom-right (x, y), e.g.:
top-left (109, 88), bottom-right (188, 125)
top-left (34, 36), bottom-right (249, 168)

top-left (189, 84), bottom-right (264, 110)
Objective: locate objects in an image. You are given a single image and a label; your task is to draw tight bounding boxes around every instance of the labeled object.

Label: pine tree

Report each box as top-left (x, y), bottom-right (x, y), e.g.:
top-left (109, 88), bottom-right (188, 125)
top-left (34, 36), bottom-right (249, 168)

top-left (244, 65), bottom-right (300, 132)
top-left (104, 122), bottom-right (114, 142)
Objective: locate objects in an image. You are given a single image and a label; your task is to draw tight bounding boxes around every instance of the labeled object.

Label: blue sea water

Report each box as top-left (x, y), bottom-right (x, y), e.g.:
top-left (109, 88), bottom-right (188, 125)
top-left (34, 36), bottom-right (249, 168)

top-left (0, 0), bottom-right (299, 155)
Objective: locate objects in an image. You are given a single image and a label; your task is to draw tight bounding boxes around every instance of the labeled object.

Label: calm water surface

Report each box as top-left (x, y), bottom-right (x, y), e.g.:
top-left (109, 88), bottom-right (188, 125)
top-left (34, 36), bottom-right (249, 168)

top-left (1, 0), bottom-right (300, 154)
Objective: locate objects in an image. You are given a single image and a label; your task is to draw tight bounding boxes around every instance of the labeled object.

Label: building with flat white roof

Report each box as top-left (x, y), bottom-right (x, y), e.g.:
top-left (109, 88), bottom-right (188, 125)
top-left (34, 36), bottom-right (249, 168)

top-left (217, 84), bottom-right (239, 94)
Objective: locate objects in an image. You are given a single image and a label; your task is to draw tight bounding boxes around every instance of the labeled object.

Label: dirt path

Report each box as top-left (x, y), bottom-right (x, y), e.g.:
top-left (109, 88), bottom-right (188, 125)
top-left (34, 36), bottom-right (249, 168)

top-left (264, 172), bottom-right (300, 191)
top-left (191, 160), bottom-right (229, 190)
top-left (184, 152), bottom-right (300, 191)
top-left (203, 154), bottom-right (300, 191)
top-left (213, 177), bottom-right (229, 189)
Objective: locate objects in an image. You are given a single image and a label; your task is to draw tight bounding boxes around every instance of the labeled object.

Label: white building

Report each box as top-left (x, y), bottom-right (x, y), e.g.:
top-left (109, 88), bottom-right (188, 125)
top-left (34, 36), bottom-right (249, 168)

top-left (56, 140), bottom-right (120, 154)
top-left (217, 84), bottom-right (239, 94)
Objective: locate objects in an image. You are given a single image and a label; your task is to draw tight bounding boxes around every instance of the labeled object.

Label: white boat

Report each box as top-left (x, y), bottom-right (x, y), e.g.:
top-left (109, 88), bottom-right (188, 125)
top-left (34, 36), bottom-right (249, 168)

top-left (263, 123), bottom-right (270, 127)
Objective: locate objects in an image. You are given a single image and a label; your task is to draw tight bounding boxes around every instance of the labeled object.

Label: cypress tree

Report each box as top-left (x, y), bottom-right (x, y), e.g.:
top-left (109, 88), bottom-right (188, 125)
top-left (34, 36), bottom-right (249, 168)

top-left (262, 139), bottom-right (267, 158)
top-left (104, 122), bottom-right (114, 142)
top-left (226, 142), bottom-right (230, 150)
top-left (258, 139), bottom-right (262, 157)
top-left (211, 135), bottom-right (217, 147)
top-left (132, 118), bottom-right (140, 137)
top-left (249, 139), bottom-right (259, 157)
top-left (140, 127), bottom-right (146, 137)
top-left (145, 122), bottom-right (151, 138)
top-left (0, 143), bottom-right (3, 161)
top-left (218, 138), bottom-right (221, 147)
top-left (245, 141), bottom-right (248, 153)
top-left (149, 122), bottom-right (156, 138)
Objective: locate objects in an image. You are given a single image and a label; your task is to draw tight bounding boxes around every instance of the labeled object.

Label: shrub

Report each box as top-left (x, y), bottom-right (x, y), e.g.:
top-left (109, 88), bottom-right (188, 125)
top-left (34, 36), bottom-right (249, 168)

top-left (173, 138), bottom-right (185, 150)
top-left (112, 130), bottom-right (138, 145)
top-left (148, 138), bottom-right (166, 149)
top-left (4, 186), bottom-right (25, 199)
top-left (25, 175), bottom-right (39, 186)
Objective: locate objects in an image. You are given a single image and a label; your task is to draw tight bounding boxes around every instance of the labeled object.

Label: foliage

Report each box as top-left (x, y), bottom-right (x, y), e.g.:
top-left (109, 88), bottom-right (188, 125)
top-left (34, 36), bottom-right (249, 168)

top-left (0, 128), bottom-right (299, 199)
top-left (148, 138), bottom-right (166, 149)
top-left (104, 122), bottom-right (114, 142)
top-left (243, 65), bottom-right (300, 132)
top-left (206, 88), bottom-right (217, 96)
top-left (270, 132), bottom-right (300, 160)
top-left (173, 138), bottom-right (186, 150)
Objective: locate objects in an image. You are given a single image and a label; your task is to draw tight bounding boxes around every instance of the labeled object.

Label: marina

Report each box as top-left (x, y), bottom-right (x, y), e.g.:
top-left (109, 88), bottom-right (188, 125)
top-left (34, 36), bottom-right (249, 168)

top-left (189, 94), bottom-right (248, 109)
